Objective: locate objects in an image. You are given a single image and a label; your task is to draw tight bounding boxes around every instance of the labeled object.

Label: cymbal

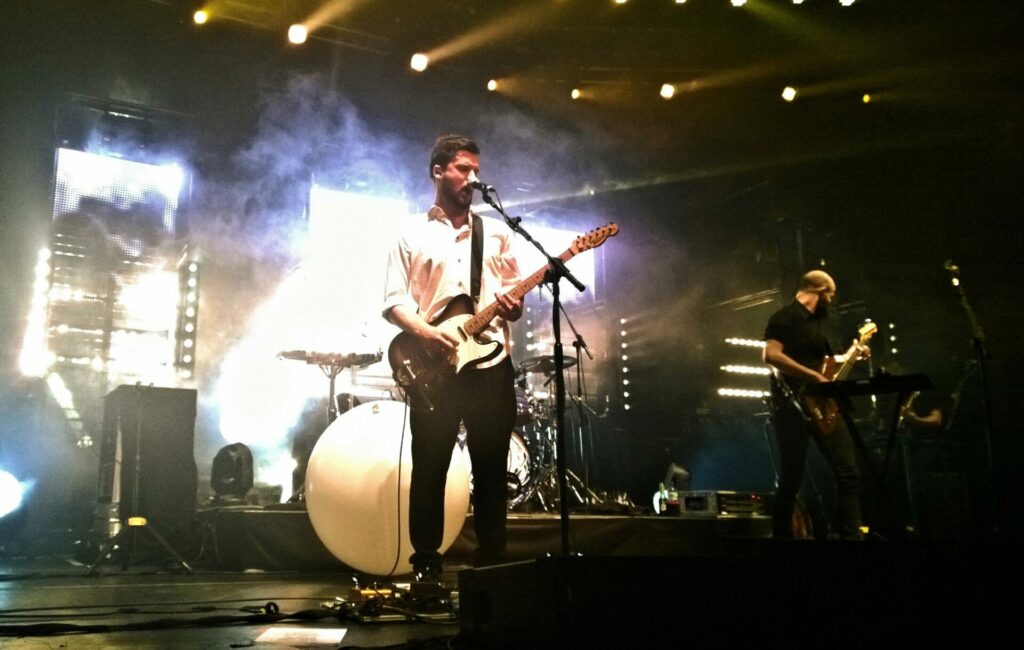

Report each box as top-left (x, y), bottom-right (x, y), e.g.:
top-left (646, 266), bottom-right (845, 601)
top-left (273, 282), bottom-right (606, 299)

top-left (518, 355), bottom-right (577, 375)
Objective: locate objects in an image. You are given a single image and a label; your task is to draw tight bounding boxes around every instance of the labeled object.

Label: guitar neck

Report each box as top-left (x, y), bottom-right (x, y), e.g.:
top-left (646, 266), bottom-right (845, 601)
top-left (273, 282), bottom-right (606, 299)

top-left (831, 342), bottom-right (861, 382)
top-left (464, 248), bottom-right (575, 336)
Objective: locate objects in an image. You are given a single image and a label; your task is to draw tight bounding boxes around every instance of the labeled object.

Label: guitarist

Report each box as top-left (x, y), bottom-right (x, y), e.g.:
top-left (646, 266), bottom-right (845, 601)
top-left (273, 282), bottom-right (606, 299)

top-left (763, 270), bottom-right (870, 540)
top-left (382, 135), bottom-right (523, 582)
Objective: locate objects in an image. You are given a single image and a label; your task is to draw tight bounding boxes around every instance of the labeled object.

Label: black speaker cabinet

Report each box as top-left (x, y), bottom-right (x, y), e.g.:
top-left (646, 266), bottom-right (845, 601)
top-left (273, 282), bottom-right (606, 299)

top-left (457, 548), bottom-right (1019, 647)
top-left (98, 385), bottom-right (198, 543)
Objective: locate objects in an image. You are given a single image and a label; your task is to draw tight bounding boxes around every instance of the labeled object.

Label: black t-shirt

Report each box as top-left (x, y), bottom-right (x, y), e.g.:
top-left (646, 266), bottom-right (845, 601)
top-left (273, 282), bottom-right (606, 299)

top-left (764, 300), bottom-right (834, 393)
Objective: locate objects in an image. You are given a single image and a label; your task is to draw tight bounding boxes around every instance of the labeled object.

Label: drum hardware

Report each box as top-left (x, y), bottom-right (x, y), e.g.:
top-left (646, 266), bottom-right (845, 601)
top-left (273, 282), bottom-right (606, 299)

top-left (512, 419), bottom-right (603, 513)
top-left (518, 354), bottom-right (577, 375)
top-left (279, 349), bottom-right (382, 502)
top-left (278, 350), bottom-right (382, 423)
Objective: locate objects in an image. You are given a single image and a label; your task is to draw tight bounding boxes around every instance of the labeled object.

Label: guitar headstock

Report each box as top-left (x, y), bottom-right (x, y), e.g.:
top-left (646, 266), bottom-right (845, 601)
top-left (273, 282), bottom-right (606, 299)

top-left (571, 223), bottom-right (619, 254)
top-left (858, 320), bottom-right (878, 343)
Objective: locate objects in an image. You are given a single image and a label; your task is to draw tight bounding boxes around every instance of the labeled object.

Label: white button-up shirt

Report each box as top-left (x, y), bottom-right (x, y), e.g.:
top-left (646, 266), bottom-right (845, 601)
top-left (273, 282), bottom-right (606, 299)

top-left (383, 206), bottom-right (521, 368)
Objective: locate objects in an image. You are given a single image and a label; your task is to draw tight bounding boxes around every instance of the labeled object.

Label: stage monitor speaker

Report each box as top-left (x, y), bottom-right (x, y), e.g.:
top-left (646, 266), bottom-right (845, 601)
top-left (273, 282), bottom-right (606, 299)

top-left (98, 385), bottom-right (198, 544)
top-left (457, 550), bottom-right (1017, 646)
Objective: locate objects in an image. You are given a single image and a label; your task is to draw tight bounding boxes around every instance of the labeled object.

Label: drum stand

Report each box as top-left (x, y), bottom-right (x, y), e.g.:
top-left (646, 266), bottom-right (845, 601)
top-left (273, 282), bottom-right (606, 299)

top-left (516, 421), bottom-right (602, 512)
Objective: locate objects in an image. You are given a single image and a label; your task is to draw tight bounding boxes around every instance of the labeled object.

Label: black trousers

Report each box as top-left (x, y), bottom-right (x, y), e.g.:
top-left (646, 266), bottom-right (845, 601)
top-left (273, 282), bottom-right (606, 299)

top-left (771, 398), bottom-right (863, 540)
top-left (408, 358), bottom-right (516, 570)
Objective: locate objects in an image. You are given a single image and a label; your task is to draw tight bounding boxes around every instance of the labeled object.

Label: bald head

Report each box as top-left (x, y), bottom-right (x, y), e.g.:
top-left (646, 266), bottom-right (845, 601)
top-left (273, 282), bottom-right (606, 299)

top-left (799, 270), bottom-right (836, 295)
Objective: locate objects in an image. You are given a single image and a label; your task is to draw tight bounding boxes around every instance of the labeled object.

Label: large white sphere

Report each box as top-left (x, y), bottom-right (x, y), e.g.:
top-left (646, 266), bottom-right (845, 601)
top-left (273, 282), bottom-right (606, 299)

top-left (304, 400), bottom-right (470, 576)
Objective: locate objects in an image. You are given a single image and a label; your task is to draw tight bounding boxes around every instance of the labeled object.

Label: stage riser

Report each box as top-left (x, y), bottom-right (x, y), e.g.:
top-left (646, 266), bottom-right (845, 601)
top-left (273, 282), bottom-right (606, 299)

top-left (196, 507), bottom-right (770, 572)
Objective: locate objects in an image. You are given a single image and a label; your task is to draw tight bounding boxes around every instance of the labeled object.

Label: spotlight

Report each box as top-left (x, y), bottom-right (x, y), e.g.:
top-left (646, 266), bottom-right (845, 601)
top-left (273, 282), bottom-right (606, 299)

top-left (862, 93), bottom-right (872, 104)
top-left (211, 443), bottom-right (254, 501)
top-left (840, 0), bottom-right (855, 5)
top-left (731, 0), bottom-right (747, 6)
top-left (781, 86), bottom-right (798, 102)
top-left (193, 9), bottom-right (209, 25)
top-left (288, 24), bottom-right (308, 45)
top-left (0, 470), bottom-right (26, 519)
top-left (410, 53), bottom-right (429, 72)
top-left (660, 83), bottom-right (676, 99)
top-left (571, 88), bottom-right (582, 100)
top-left (487, 79), bottom-right (498, 92)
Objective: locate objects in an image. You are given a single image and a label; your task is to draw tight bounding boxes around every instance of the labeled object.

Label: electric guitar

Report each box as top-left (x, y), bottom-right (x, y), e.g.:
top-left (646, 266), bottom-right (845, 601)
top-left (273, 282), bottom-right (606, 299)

top-left (388, 223), bottom-right (619, 411)
top-left (801, 321), bottom-right (877, 434)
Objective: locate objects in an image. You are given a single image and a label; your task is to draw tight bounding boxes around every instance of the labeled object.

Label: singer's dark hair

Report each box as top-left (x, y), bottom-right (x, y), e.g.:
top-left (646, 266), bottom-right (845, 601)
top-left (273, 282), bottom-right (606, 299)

top-left (429, 134), bottom-right (480, 179)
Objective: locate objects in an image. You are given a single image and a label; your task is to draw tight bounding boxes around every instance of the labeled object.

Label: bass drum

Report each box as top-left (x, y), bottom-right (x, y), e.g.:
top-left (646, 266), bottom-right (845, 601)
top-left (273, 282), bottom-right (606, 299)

top-left (460, 429), bottom-right (532, 510)
top-left (305, 400), bottom-right (470, 577)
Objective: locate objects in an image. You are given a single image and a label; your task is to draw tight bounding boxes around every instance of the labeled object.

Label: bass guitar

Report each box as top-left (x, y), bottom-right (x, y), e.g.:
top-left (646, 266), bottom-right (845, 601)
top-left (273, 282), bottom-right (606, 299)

top-left (801, 320), bottom-right (877, 434)
top-left (388, 223), bottom-right (619, 411)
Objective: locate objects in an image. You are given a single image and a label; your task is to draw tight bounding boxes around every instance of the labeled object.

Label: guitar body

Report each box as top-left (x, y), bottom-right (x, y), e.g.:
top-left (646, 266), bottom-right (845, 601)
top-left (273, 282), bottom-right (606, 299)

top-left (388, 295), bottom-right (502, 411)
top-left (387, 223), bottom-right (619, 412)
top-left (800, 322), bottom-right (877, 435)
top-left (803, 358), bottom-right (841, 434)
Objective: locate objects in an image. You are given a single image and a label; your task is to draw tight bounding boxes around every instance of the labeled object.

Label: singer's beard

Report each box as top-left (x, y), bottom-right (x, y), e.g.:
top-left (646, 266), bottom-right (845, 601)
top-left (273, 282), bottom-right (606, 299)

top-left (440, 183), bottom-right (473, 212)
top-left (814, 299), bottom-right (831, 318)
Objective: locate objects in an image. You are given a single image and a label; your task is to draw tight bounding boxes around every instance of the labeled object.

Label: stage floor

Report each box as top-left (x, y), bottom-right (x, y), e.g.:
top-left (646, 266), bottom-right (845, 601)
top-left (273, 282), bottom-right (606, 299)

top-left (0, 511), bottom-right (1018, 647)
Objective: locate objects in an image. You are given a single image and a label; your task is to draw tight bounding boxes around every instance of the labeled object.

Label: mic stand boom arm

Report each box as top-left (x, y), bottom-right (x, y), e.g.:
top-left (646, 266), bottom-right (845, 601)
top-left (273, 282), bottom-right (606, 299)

top-left (481, 187), bottom-right (585, 556)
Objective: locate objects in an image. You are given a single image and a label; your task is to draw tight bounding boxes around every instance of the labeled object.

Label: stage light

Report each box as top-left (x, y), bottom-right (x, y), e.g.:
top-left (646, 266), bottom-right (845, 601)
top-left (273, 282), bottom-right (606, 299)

top-left (487, 79), bottom-right (498, 92)
top-left (18, 248), bottom-right (52, 377)
top-left (862, 93), bottom-right (872, 104)
top-left (0, 470), bottom-right (27, 519)
top-left (717, 388), bottom-right (769, 399)
top-left (615, 0), bottom-right (628, 4)
top-left (211, 443), bottom-right (254, 500)
top-left (840, 0), bottom-right (855, 5)
top-left (725, 337), bottom-right (765, 348)
top-left (721, 365), bottom-right (771, 376)
top-left (410, 53), bottom-right (429, 72)
top-left (571, 88), bottom-right (582, 100)
top-left (660, 83), bottom-right (676, 99)
top-left (782, 86), bottom-right (798, 102)
top-left (193, 9), bottom-right (209, 25)
top-left (731, 0), bottom-right (747, 6)
top-left (288, 24), bottom-right (308, 45)
top-left (793, 0), bottom-right (804, 4)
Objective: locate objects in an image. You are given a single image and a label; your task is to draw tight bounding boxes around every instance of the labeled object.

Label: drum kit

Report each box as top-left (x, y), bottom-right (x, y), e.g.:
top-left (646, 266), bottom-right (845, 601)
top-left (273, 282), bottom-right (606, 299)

top-left (283, 349), bottom-right (600, 513)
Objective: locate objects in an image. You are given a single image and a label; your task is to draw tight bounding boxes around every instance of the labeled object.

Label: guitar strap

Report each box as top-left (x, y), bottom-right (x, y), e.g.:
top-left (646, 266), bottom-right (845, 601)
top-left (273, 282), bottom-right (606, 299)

top-left (470, 212), bottom-right (483, 303)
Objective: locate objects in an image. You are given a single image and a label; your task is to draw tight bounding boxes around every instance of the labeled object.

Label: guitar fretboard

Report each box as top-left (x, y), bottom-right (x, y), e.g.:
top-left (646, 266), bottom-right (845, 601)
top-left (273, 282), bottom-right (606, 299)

top-left (463, 248), bottom-right (575, 336)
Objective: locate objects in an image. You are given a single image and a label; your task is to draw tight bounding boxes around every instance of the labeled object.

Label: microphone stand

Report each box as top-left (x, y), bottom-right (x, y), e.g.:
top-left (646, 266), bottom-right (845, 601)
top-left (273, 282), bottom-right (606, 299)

top-left (946, 262), bottom-right (999, 534)
top-left (480, 187), bottom-right (585, 557)
top-left (560, 301), bottom-right (597, 511)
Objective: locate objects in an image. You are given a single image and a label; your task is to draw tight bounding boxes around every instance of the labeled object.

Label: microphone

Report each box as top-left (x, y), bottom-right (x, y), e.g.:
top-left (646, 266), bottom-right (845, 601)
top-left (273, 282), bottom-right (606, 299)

top-left (469, 179), bottom-right (495, 193)
top-left (943, 260), bottom-right (960, 274)
top-left (467, 172), bottom-right (495, 193)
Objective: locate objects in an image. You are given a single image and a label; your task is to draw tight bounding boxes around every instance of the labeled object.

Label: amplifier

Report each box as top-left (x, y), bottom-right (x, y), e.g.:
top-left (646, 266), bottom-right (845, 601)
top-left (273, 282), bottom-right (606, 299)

top-left (679, 491), bottom-right (772, 518)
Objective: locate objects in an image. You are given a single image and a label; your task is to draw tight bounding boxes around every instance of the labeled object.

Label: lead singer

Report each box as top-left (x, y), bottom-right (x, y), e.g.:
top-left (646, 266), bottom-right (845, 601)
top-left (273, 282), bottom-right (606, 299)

top-left (382, 134), bottom-right (523, 581)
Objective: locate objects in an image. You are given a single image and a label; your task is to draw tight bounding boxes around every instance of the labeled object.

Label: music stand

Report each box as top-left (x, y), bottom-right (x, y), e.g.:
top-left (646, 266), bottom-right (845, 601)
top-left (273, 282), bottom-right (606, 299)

top-left (89, 384), bottom-right (193, 574)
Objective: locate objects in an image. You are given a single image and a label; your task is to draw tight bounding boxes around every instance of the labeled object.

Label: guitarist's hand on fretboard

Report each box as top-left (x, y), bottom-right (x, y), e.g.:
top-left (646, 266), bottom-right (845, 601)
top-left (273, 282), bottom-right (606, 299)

top-left (494, 291), bottom-right (523, 322)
